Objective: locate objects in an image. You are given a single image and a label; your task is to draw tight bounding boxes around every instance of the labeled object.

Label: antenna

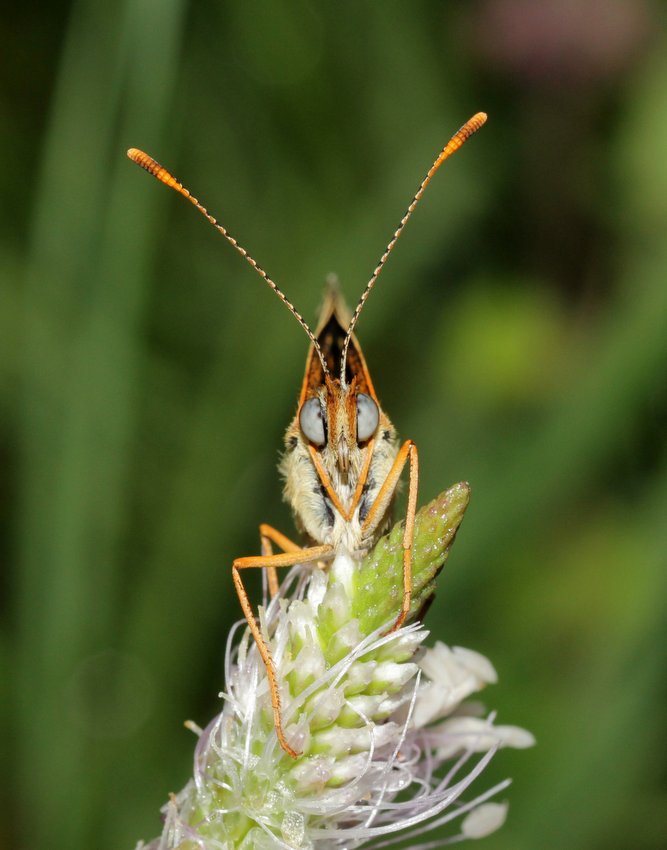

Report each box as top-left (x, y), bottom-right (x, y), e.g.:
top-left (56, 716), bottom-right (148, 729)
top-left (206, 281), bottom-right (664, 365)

top-left (339, 112), bottom-right (487, 380)
top-left (127, 148), bottom-right (330, 376)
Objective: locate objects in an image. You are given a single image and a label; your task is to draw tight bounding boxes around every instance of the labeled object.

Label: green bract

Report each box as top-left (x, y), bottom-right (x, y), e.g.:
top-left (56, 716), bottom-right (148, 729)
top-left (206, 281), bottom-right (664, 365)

top-left (352, 481), bottom-right (470, 633)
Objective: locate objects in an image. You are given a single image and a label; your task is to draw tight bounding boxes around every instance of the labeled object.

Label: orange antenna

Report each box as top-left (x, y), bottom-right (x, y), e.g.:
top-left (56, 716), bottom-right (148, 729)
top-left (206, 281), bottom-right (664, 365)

top-left (127, 148), bottom-right (330, 377)
top-left (340, 112), bottom-right (487, 381)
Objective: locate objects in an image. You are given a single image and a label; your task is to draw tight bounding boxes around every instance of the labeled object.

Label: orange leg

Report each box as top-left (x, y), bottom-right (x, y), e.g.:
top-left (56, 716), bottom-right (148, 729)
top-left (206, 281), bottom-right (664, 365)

top-left (259, 523), bottom-right (302, 598)
top-left (232, 542), bottom-right (334, 758)
top-left (360, 439), bottom-right (419, 633)
top-left (308, 437), bottom-right (375, 522)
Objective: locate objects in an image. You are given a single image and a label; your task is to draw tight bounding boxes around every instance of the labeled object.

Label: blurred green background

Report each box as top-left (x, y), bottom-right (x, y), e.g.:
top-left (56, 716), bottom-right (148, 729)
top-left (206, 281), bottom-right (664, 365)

top-left (3, 1), bottom-right (667, 848)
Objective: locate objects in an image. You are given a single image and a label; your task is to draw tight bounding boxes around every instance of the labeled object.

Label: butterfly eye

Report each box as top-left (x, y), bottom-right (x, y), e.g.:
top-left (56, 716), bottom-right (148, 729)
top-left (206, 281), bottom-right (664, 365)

top-left (299, 397), bottom-right (326, 446)
top-left (356, 393), bottom-right (379, 442)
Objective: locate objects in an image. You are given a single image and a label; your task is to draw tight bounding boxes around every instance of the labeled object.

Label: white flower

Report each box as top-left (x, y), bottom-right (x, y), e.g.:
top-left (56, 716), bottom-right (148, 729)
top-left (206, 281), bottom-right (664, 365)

top-left (432, 716), bottom-right (536, 760)
top-left (135, 487), bottom-right (534, 850)
top-left (137, 572), bottom-right (532, 850)
top-left (411, 643), bottom-right (498, 727)
top-left (461, 802), bottom-right (509, 839)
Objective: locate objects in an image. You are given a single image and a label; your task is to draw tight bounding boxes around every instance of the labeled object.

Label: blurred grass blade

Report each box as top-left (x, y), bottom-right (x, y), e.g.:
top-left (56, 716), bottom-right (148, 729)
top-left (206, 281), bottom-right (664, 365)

top-left (17, 0), bottom-right (185, 848)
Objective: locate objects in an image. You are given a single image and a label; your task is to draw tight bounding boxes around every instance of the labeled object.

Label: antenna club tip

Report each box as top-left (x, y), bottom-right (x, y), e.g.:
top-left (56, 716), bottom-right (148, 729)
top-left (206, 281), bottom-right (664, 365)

top-left (126, 148), bottom-right (181, 192)
top-left (127, 148), bottom-right (160, 173)
top-left (463, 112), bottom-right (487, 135)
top-left (127, 147), bottom-right (145, 163)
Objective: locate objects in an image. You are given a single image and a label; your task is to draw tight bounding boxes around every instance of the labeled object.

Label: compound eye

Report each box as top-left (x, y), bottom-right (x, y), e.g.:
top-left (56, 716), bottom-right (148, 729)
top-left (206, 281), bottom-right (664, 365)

top-left (356, 393), bottom-right (379, 442)
top-left (299, 397), bottom-right (326, 446)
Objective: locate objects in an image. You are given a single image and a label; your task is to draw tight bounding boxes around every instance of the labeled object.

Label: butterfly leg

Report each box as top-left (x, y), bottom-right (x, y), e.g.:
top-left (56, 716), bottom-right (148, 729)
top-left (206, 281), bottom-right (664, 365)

top-left (232, 542), bottom-right (334, 758)
top-left (258, 523), bottom-right (302, 598)
top-left (360, 439), bottom-right (419, 633)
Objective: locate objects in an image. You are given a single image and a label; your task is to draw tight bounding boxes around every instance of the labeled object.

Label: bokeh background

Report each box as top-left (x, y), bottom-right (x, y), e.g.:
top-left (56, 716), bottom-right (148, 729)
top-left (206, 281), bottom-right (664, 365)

top-left (3, 1), bottom-right (667, 848)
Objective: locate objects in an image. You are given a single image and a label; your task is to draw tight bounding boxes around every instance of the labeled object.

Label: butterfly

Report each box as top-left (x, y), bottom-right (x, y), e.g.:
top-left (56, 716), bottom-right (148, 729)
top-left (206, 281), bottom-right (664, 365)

top-left (128, 111), bottom-right (486, 757)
